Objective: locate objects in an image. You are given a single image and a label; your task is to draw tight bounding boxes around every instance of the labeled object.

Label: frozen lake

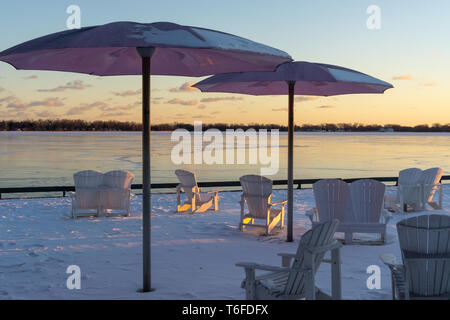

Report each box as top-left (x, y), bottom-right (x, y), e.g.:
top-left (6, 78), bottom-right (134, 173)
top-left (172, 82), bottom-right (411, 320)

top-left (0, 131), bottom-right (449, 194)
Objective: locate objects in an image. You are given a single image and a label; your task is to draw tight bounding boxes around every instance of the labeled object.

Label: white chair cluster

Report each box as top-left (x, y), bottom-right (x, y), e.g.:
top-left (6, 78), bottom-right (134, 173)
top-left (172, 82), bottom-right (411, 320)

top-left (70, 170), bottom-right (134, 218)
top-left (306, 179), bottom-right (390, 244)
top-left (384, 167), bottom-right (443, 213)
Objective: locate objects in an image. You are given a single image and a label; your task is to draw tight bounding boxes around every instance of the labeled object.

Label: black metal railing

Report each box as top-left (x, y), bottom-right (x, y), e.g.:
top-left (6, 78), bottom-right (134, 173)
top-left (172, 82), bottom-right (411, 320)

top-left (1, 175), bottom-right (449, 199)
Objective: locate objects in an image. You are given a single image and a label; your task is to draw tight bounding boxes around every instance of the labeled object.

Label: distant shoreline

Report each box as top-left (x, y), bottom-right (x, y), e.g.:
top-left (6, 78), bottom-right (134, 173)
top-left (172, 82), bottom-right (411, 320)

top-left (1, 119), bottom-right (449, 132)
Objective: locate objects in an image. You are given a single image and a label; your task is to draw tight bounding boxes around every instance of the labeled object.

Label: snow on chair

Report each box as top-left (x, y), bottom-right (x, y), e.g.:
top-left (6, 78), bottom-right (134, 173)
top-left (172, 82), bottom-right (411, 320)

top-left (175, 169), bottom-right (220, 213)
top-left (236, 219), bottom-right (342, 300)
top-left (380, 214), bottom-right (450, 300)
top-left (101, 170), bottom-right (134, 217)
top-left (239, 175), bottom-right (287, 235)
top-left (70, 170), bottom-right (104, 218)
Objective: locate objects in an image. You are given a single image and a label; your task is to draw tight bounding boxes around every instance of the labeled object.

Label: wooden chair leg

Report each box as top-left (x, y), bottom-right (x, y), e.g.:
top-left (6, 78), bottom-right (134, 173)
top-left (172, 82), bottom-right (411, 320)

top-left (331, 248), bottom-right (341, 300)
top-left (344, 232), bottom-right (353, 244)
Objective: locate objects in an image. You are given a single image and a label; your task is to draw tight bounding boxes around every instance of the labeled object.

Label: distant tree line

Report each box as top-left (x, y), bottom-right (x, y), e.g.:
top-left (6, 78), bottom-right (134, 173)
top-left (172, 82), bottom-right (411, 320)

top-left (0, 119), bottom-right (449, 132)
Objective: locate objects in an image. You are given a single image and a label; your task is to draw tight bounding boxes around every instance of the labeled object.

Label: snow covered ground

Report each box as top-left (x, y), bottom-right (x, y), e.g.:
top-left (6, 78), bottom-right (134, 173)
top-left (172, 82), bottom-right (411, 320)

top-left (0, 185), bottom-right (449, 300)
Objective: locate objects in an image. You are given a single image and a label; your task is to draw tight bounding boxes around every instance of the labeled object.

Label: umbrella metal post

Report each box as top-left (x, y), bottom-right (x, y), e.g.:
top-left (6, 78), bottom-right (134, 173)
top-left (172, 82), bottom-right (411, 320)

top-left (137, 47), bottom-right (155, 292)
top-left (287, 81), bottom-right (295, 242)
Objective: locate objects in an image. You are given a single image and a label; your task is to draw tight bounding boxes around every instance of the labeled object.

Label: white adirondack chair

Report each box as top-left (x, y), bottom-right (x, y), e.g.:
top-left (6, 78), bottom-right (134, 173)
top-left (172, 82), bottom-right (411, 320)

top-left (239, 175), bottom-right (287, 235)
top-left (419, 167), bottom-right (443, 210)
top-left (380, 214), bottom-right (450, 299)
top-left (175, 169), bottom-right (219, 213)
top-left (347, 179), bottom-right (391, 243)
top-left (236, 219), bottom-right (342, 300)
top-left (306, 179), bottom-right (390, 244)
top-left (100, 170), bottom-right (134, 216)
top-left (70, 170), bottom-right (104, 218)
top-left (384, 168), bottom-right (423, 213)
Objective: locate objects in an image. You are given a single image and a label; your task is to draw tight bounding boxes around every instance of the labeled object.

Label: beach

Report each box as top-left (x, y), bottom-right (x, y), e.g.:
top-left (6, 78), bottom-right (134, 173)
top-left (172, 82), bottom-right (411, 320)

top-left (0, 185), bottom-right (448, 300)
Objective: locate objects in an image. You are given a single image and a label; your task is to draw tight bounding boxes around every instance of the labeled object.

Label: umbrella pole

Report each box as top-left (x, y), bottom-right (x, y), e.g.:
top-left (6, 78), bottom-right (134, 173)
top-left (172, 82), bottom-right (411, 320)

top-left (138, 47), bottom-right (155, 292)
top-left (287, 81), bottom-right (295, 242)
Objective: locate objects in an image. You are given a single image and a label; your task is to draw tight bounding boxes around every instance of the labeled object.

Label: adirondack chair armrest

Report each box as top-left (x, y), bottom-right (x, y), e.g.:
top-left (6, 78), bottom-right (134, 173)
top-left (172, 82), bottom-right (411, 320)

top-left (235, 262), bottom-right (290, 273)
top-left (301, 240), bottom-right (342, 255)
top-left (207, 189), bottom-right (221, 194)
top-left (239, 194), bottom-right (247, 205)
top-left (423, 182), bottom-right (441, 188)
top-left (269, 200), bottom-right (288, 207)
top-left (278, 241), bottom-right (342, 267)
top-left (382, 209), bottom-right (392, 224)
top-left (379, 254), bottom-right (403, 269)
top-left (305, 208), bottom-right (317, 223)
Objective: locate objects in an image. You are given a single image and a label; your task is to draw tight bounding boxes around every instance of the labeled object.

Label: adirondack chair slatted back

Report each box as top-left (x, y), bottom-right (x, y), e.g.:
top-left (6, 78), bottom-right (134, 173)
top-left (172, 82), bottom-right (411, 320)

top-left (419, 168), bottom-right (443, 203)
top-left (73, 170), bottom-right (104, 209)
top-left (397, 215), bottom-right (450, 297)
top-left (397, 168), bottom-right (423, 203)
top-left (73, 170), bottom-right (104, 188)
top-left (102, 170), bottom-right (134, 210)
top-left (350, 179), bottom-right (385, 223)
top-left (104, 170), bottom-right (134, 189)
top-left (175, 169), bottom-right (199, 203)
top-left (313, 179), bottom-right (351, 223)
top-left (284, 219), bottom-right (339, 296)
top-left (240, 175), bottom-right (273, 219)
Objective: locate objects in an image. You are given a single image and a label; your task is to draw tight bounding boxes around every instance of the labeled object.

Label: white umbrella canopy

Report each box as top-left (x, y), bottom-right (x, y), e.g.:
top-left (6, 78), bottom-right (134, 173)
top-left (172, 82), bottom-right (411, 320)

top-left (0, 21), bottom-right (291, 76)
top-left (0, 21), bottom-right (292, 292)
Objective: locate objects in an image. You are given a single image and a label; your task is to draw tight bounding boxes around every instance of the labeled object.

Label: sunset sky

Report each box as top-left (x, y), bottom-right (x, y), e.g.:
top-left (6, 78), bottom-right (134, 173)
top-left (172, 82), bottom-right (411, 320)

top-left (0, 0), bottom-right (449, 126)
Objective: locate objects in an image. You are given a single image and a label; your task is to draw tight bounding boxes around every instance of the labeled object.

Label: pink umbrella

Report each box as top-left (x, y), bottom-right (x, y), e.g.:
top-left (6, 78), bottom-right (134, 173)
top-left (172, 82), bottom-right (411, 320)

top-left (194, 61), bottom-right (393, 242)
top-left (0, 21), bottom-right (292, 292)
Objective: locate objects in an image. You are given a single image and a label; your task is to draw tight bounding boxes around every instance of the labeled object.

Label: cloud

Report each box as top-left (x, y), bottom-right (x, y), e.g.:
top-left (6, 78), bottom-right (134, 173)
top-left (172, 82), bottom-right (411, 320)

top-left (0, 96), bottom-right (17, 105)
top-left (66, 101), bottom-right (107, 115)
top-left (111, 89), bottom-right (142, 97)
top-left (192, 115), bottom-right (213, 119)
top-left (166, 98), bottom-right (197, 106)
top-left (3, 97), bottom-right (65, 111)
top-left (272, 107), bottom-right (287, 112)
top-left (316, 105), bottom-right (336, 109)
top-left (200, 96), bottom-right (243, 103)
top-left (210, 111), bottom-right (221, 115)
top-left (423, 82), bottom-right (437, 87)
top-left (98, 102), bottom-right (139, 112)
top-left (100, 111), bottom-right (131, 117)
top-left (23, 75), bottom-right (38, 80)
top-left (34, 110), bottom-right (60, 118)
top-left (295, 96), bottom-right (319, 102)
top-left (169, 82), bottom-right (198, 92)
top-left (197, 104), bottom-right (206, 110)
top-left (27, 97), bottom-right (65, 108)
top-left (3, 110), bottom-right (32, 119)
top-left (38, 80), bottom-right (91, 92)
top-left (392, 74), bottom-right (414, 80)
